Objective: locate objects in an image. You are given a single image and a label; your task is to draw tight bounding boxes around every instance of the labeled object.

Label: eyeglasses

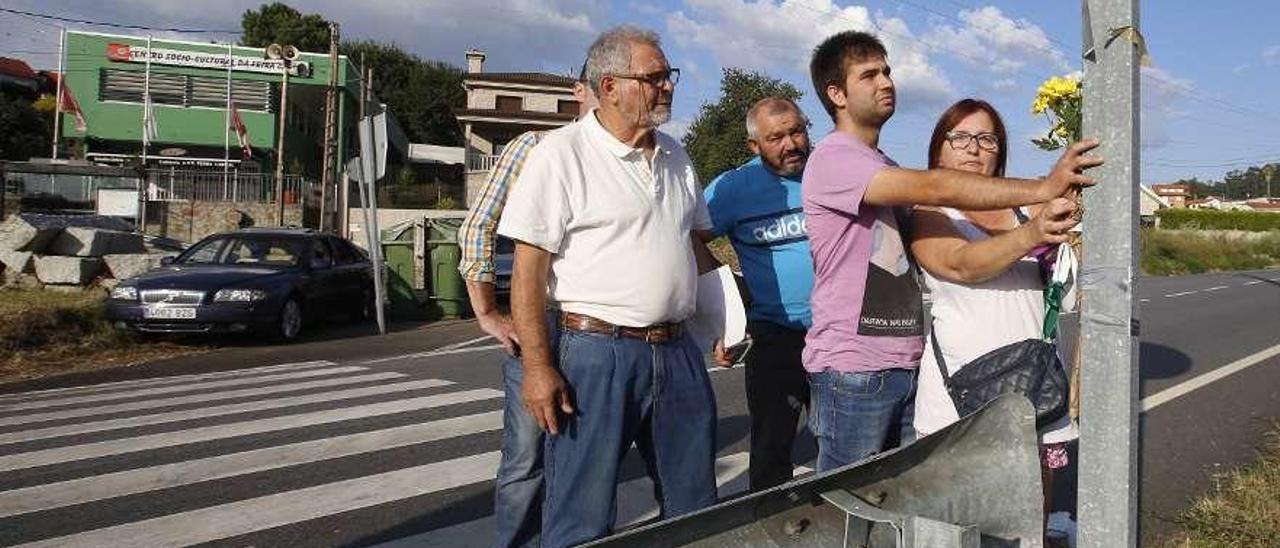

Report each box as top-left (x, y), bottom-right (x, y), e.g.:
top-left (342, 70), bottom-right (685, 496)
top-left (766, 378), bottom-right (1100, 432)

top-left (610, 68), bottom-right (680, 88)
top-left (945, 131), bottom-right (1000, 152)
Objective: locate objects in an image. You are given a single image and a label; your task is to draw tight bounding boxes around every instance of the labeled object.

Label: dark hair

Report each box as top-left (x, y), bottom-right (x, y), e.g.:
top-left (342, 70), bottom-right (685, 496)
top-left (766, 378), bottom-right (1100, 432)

top-left (809, 31), bottom-right (888, 120)
top-left (927, 98), bottom-right (1008, 177)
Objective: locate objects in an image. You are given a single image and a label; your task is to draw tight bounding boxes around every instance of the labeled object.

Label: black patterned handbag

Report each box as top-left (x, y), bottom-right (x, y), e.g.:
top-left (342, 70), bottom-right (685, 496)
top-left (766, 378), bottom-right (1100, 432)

top-left (930, 277), bottom-right (1070, 429)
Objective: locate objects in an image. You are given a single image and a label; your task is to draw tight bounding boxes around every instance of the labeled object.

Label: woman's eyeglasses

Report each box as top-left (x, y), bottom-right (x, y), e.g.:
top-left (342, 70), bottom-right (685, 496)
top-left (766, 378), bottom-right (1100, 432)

top-left (945, 131), bottom-right (1000, 152)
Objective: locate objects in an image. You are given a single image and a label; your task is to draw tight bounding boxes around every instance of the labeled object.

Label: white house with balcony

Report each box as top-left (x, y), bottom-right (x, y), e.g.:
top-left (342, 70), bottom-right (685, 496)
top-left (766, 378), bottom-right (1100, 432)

top-left (455, 49), bottom-right (578, 206)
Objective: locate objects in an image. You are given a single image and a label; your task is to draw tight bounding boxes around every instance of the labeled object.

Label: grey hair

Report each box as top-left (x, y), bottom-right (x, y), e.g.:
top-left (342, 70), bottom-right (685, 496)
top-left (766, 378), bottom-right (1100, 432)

top-left (583, 25), bottom-right (661, 95)
top-left (746, 96), bottom-right (806, 140)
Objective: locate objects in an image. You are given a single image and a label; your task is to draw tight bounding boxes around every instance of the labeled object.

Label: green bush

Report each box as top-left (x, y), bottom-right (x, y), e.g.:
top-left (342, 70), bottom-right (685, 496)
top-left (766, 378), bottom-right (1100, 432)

top-left (1141, 229), bottom-right (1280, 276)
top-left (1157, 209), bottom-right (1280, 231)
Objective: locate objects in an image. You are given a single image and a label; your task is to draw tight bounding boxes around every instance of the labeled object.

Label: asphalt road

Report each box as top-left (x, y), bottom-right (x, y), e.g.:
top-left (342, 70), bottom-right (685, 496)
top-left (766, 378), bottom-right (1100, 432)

top-left (0, 269), bottom-right (1276, 547)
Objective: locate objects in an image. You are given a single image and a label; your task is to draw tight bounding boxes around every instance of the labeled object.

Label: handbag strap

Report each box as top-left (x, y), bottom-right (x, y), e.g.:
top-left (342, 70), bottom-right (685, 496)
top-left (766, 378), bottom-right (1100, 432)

top-left (930, 320), bottom-right (951, 384)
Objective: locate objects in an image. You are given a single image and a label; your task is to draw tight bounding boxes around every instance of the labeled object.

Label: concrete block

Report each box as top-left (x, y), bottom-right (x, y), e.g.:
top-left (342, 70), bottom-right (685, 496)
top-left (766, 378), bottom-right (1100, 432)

top-left (104, 253), bottom-right (164, 280)
top-left (0, 213), bottom-right (134, 253)
top-left (2, 270), bottom-right (41, 290)
top-left (50, 228), bottom-right (146, 257)
top-left (44, 284), bottom-right (87, 294)
top-left (34, 256), bottom-right (104, 286)
top-left (0, 217), bottom-right (61, 253)
top-left (0, 249), bottom-right (33, 274)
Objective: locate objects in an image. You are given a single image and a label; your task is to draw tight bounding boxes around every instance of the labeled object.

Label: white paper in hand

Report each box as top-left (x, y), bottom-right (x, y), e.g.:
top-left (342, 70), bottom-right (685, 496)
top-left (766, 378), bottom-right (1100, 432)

top-left (688, 266), bottom-right (748, 353)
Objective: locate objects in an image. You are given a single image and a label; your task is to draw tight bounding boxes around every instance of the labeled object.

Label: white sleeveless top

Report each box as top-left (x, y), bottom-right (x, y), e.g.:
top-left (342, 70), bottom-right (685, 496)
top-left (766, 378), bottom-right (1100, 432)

top-left (913, 207), bottom-right (1077, 444)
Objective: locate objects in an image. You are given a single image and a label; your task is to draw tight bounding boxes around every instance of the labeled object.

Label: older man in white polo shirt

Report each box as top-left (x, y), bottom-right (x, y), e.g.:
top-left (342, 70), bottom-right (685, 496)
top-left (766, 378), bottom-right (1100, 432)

top-left (497, 25), bottom-right (717, 548)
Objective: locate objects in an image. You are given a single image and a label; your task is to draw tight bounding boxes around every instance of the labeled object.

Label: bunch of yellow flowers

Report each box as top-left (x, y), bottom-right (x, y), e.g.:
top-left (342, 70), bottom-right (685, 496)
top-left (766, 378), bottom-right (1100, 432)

top-left (1030, 75), bottom-right (1081, 151)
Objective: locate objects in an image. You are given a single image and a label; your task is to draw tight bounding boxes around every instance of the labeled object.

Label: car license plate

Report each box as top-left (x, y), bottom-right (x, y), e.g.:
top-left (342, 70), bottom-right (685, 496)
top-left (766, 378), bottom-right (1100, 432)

top-left (144, 306), bottom-right (197, 320)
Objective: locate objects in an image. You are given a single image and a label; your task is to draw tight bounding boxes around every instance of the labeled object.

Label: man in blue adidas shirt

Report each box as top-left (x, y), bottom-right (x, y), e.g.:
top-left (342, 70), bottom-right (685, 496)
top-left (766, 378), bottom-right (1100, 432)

top-left (704, 96), bottom-right (814, 491)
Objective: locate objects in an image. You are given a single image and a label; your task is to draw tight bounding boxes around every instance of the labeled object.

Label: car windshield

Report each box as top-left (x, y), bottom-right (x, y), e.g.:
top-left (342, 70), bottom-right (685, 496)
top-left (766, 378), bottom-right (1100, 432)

top-left (179, 236), bottom-right (304, 267)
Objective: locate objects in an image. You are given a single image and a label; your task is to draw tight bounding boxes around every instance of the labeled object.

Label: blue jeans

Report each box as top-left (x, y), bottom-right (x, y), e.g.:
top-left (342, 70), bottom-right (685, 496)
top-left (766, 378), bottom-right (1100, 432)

top-left (494, 313), bottom-right (561, 548)
top-left (494, 356), bottom-right (545, 548)
top-left (541, 330), bottom-right (718, 548)
top-left (808, 368), bottom-right (917, 472)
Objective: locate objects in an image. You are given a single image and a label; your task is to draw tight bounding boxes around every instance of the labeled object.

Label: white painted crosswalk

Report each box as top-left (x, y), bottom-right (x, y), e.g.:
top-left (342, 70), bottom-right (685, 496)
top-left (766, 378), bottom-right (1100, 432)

top-left (0, 358), bottom-right (767, 547)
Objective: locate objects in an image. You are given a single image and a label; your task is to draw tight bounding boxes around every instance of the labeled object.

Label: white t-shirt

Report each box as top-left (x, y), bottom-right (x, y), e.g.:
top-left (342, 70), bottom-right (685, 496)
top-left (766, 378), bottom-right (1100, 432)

top-left (915, 207), bottom-right (1078, 444)
top-left (497, 110), bottom-right (712, 327)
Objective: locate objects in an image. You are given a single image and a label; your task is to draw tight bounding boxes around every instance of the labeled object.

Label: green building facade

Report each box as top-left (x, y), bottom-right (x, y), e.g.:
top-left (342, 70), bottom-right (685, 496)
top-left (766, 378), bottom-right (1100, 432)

top-left (57, 31), bottom-right (404, 179)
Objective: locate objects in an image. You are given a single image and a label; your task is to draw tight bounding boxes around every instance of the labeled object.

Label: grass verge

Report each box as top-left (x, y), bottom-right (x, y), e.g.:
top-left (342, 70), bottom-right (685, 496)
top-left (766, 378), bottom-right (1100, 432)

top-left (0, 288), bottom-right (205, 383)
top-left (1165, 429), bottom-right (1280, 547)
top-left (1141, 229), bottom-right (1280, 276)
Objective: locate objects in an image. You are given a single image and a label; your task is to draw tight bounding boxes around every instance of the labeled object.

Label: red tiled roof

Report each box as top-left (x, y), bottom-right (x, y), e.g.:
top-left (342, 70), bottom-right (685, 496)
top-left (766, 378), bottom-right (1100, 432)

top-left (0, 57), bottom-right (37, 80)
top-left (466, 72), bottom-right (576, 87)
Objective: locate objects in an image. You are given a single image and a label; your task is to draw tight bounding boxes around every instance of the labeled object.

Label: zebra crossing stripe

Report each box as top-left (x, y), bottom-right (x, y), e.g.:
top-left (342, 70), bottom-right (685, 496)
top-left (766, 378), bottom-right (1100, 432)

top-left (0, 389), bottom-right (503, 472)
top-left (0, 378), bottom-right (454, 445)
top-left (0, 366), bottom-right (369, 414)
top-left (0, 361), bottom-right (335, 404)
top-left (15, 451), bottom-right (506, 548)
top-left (0, 371), bottom-right (406, 428)
top-left (0, 411), bottom-right (503, 518)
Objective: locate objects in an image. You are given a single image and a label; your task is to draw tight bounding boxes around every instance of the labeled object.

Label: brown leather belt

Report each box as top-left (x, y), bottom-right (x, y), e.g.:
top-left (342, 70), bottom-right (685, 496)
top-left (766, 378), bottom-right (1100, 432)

top-left (560, 312), bottom-right (684, 344)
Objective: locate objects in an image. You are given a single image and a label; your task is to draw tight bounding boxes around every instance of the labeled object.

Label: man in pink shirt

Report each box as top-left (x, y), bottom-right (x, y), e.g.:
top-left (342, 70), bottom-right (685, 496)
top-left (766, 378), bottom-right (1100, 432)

top-left (802, 31), bottom-right (1102, 471)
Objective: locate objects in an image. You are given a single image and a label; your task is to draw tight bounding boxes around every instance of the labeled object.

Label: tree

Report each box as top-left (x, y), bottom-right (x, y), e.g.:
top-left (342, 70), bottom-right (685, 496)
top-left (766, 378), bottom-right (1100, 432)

top-left (682, 68), bottom-right (804, 185)
top-left (240, 2), bottom-right (331, 52)
top-left (341, 40), bottom-right (465, 146)
top-left (0, 91), bottom-right (51, 161)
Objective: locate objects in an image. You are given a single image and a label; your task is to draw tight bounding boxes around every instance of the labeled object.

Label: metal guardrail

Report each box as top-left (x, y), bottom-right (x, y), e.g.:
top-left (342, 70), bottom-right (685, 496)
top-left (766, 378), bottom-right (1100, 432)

top-left (587, 395), bottom-right (1044, 548)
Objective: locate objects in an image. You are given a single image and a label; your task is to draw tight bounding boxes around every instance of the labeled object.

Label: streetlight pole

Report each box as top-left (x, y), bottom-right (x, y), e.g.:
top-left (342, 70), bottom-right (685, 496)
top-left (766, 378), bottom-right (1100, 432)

top-left (267, 43), bottom-right (298, 227)
top-left (274, 68), bottom-right (290, 226)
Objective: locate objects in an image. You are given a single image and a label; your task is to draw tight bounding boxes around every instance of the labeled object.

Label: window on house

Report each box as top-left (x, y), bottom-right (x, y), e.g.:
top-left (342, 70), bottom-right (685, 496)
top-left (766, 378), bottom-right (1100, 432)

top-left (557, 99), bottom-right (578, 115)
top-left (495, 95), bottom-right (523, 113)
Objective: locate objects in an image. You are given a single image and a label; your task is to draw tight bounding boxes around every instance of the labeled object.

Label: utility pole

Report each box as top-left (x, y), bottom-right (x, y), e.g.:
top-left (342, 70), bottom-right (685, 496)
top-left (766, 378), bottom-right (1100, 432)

top-left (1077, 1), bottom-right (1140, 547)
top-left (319, 23), bottom-right (340, 232)
top-left (1263, 164), bottom-right (1276, 200)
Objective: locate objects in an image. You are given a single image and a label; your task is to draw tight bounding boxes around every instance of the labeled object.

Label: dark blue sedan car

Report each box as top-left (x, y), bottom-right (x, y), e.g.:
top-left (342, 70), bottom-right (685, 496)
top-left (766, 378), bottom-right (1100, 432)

top-left (105, 228), bottom-right (373, 341)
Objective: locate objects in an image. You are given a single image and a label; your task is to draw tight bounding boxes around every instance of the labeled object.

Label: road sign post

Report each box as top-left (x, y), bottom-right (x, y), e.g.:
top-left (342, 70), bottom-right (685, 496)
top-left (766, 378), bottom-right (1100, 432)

top-left (354, 114), bottom-right (388, 335)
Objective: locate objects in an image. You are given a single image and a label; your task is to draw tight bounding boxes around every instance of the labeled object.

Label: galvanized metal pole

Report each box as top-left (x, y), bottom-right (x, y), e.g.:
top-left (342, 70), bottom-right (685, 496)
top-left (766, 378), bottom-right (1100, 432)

top-left (357, 118), bottom-right (387, 335)
top-left (1078, 1), bottom-right (1140, 546)
top-left (51, 27), bottom-right (65, 160)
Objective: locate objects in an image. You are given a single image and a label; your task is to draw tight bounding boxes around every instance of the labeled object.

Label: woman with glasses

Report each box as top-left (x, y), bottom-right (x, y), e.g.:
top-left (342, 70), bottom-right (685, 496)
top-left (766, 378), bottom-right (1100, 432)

top-left (908, 98), bottom-right (1077, 544)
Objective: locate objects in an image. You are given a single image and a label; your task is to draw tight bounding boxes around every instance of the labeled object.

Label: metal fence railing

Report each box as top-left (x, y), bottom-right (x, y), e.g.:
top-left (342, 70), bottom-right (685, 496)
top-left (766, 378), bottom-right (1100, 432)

top-left (466, 154), bottom-right (499, 173)
top-left (143, 169), bottom-right (315, 205)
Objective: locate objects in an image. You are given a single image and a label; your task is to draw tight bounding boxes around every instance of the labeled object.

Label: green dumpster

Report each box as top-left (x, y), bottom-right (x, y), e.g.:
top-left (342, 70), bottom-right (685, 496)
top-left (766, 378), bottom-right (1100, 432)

top-left (426, 217), bottom-right (468, 320)
top-left (380, 221), bottom-right (425, 320)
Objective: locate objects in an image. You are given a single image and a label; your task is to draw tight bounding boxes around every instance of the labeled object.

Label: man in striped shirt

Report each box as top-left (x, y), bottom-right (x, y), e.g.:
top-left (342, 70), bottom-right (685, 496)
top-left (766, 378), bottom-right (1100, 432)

top-left (456, 77), bottom-right (596, 548)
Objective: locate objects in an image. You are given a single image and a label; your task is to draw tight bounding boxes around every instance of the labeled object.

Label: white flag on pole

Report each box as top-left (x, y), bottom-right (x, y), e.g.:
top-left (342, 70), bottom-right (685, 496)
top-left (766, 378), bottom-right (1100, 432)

top-left (144, 95), bottom-right (159, 143)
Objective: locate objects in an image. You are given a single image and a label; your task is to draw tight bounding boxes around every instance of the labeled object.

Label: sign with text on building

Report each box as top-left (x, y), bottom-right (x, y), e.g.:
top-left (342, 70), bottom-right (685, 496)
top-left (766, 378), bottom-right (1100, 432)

top-left (106, 43), bottom-right (308, 76)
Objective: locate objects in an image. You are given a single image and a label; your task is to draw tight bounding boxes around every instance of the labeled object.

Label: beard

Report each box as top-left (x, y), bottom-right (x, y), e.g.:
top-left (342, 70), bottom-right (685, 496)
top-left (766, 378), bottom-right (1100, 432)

top-left (764, 152), bottom-right (807, 177)
top-left (646, 104), bottom-right (672, 127)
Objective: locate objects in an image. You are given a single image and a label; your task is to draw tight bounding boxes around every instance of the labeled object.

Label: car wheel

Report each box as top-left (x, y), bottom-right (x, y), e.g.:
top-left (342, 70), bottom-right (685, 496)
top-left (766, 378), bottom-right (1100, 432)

top-left (276, 297), bottom-right (303, 342)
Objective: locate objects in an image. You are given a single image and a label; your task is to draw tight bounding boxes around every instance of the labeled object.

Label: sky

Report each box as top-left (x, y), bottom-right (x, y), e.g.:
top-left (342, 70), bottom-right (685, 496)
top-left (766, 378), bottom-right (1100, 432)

top-left (3, 0), bottom-right (1278, 185)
